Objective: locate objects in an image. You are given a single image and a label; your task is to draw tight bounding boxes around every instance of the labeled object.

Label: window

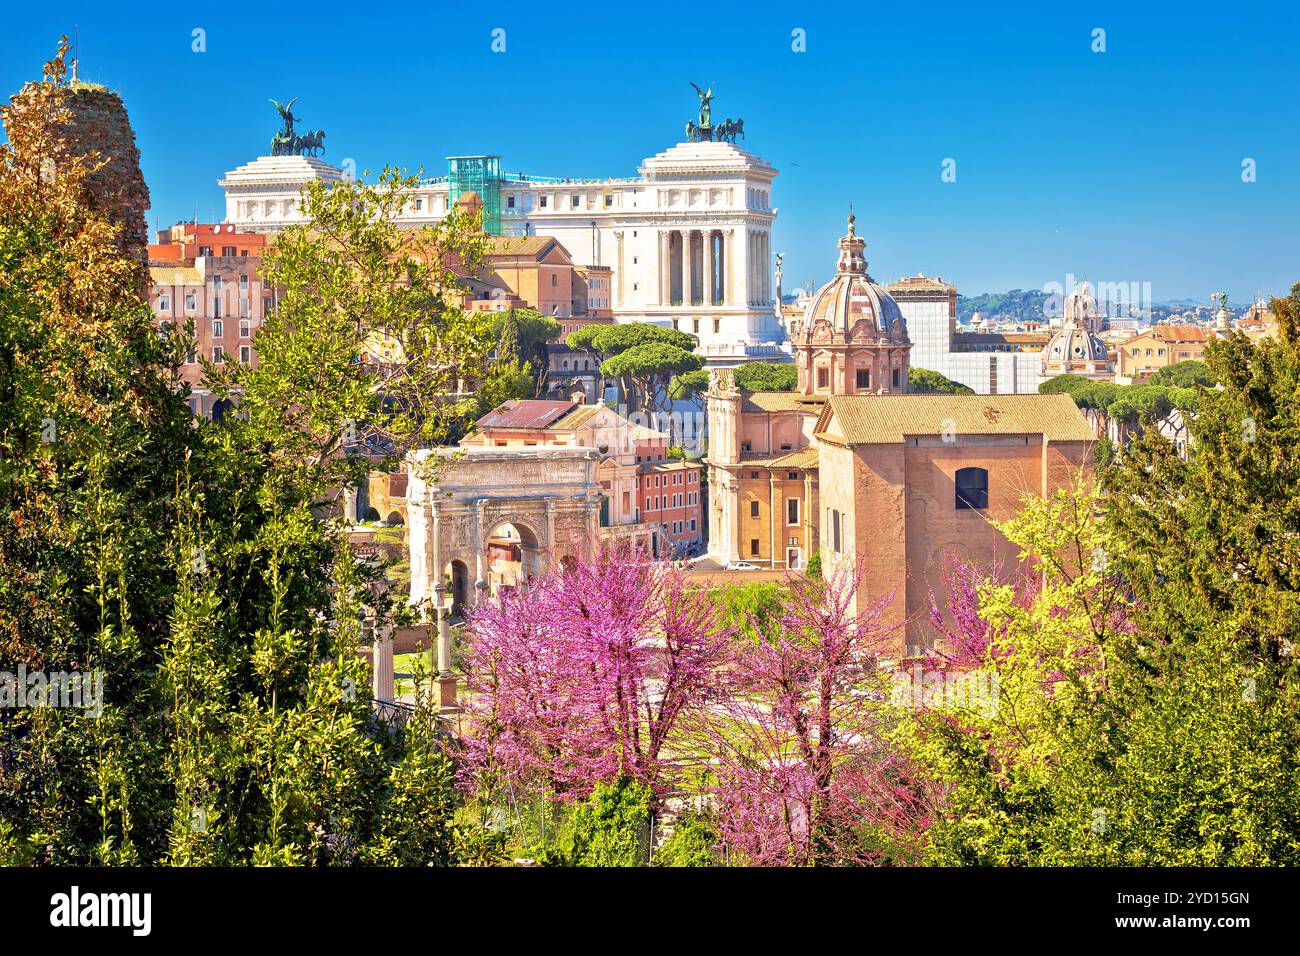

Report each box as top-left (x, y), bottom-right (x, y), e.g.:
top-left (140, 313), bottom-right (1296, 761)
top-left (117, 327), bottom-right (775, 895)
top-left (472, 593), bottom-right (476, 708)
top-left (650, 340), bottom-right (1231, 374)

top-left (750, 538), bottom-right (760, 557)
top-left (185, 294), bottom-right (196, 311)
top-left (689, 519), bottom-right (696, 532)
top-left (831, 509), bottom-right (842, 552)
top-left (750, 500), bottom-right (759, 518)
top-left (198, 246), bottom-right (212, 257)
top-left (415, 198), bottom-right (424, 211)
top-left (571, 195), bottom-right (580, 208)
top-left (240, 345), bottom-right (252, 363)
top-left (507, 195), bottom-right (515, 209)
top-left (604, 195), bottom-right (613, 208)
top-left (788, 471), bottom-right (799, 481)
top-left (539, 196), bottom-right (548, 208)
top-left (211, 345), bottom-right (225, 364)
top-left (263, 297), bottom-right (272, 314)
top-left (158, 296), bottom-right (170, 312)
top-left (221, 245), bottom-right (236, 257)
top-left (239, 274), bottom-right (248, 289)
top-left (240, 319), bottom-right (251, 338)
top-left (551, 274), bottom-right (558, 287)
top-left (955, 467), bottom-right (989, 510)
top-left (891, 368), bottom-right (901, 389)
top-left (212, 319), bottom-right (224, 338)
top-left (787, 499), bottom-right (800, 525)
top-left (856, 368), bottom-right (871, 389)
top-left (817, 368), bottom-right (829, 389)
top-left (713, 318), bottom-right (720, 334)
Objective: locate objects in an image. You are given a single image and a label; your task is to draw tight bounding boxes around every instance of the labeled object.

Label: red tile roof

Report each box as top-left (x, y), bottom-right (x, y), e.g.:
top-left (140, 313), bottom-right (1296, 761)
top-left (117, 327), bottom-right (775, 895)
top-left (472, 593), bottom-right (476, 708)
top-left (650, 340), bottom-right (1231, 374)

top-left (1152, 325), bottom-right (1213, 343)
top-left (476, 399), bottom-right (576, 430)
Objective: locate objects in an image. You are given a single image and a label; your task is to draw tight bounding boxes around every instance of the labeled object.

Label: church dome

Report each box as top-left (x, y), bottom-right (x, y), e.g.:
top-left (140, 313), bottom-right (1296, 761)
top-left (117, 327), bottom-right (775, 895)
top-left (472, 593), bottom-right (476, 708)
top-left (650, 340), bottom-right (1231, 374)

top-left (1043, 324), bottom-right (1108, 364)
top-left (1043, 279), bottom-right (1112, 378)
top-left (797, 214), bottom-right (908, 344)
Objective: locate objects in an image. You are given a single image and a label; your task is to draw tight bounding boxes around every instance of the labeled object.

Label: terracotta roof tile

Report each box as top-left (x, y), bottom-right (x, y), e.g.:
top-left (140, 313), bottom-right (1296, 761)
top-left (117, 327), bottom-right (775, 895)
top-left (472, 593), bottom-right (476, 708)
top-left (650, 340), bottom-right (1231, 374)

top-left (741, 391), bottom-right (824, 413)
top-left (476, 399), bottom-right (575, 429)
top-left (739, 447), bottom-right (820, 469)
top-left (816, 394), bottom-right (1094, 444)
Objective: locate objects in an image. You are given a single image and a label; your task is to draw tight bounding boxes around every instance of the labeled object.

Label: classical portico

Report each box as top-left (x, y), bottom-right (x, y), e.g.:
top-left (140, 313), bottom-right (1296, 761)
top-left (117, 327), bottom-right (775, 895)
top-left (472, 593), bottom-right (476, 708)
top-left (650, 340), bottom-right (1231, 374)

top-left (406, 447), bottom-right (602, 615)
top-left (219, 109), bottom-right (785, 364)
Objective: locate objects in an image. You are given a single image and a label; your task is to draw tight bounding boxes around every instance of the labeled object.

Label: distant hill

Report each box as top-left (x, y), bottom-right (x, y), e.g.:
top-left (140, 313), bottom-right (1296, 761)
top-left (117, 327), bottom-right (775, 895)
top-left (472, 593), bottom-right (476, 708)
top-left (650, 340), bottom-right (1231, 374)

top-left (956, 289), bottom-right (1050, 323)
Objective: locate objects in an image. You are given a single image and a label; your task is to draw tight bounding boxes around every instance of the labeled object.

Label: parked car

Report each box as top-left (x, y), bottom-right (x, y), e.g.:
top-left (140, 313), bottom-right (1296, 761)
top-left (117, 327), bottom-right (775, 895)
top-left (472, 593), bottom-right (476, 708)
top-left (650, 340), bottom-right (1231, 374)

top-left (728, 562), bottom-right (760, 571)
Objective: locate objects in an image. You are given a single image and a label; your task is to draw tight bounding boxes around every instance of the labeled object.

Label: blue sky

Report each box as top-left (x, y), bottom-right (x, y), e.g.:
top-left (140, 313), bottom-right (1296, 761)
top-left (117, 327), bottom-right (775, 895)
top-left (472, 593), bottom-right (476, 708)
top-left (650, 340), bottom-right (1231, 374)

top-left (3, 0), bottom-right (1297, 302)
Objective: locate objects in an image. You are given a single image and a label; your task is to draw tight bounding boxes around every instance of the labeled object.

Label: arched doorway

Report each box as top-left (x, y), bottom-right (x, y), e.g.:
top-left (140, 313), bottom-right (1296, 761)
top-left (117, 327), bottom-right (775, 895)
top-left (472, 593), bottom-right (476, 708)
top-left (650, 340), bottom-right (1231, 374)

top-left (211, 398), bottom-right (233, 422)
top-left (444, 559), bottom-right (470, 618)
top-left (484, 519), bottom-right (543, 596)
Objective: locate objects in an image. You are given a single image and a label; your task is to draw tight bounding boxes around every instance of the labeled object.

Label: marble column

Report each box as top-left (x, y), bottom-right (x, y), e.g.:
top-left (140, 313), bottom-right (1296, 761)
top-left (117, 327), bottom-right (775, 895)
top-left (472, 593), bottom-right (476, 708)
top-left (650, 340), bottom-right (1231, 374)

top-left (584, 498), bottom-right (600, 560)
top-left (614, 230), bottom-right (624, 308)
top-left (725, 229), bottom-right (736, 306)
top-left (371, 615), bottom-right (394, 703)
top-left (544, 500), bottom-right (556, 572)
top-left (679, 230), bottom-right (691, 307)
top-left (703, 230), bottom-right (714, 307)
top-left (430, 503), bottom-right (443, 622)
top-left (473, 499), bottom-right (487, 602)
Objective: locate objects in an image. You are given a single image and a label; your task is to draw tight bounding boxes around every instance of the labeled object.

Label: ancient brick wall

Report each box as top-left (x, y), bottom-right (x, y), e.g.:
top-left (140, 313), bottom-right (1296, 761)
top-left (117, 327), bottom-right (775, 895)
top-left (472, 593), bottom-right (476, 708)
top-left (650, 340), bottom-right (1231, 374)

top-left (51, 86), bottom-right (151, 263)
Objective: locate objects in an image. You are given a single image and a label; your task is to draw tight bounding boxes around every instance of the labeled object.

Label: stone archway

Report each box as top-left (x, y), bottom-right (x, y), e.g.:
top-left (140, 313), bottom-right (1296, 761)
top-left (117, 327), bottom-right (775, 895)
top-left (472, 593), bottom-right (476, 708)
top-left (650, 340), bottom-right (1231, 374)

top-left (404, 446), bottom-right (604, 615)
top-left (483, 517), bottom-right (544, 596)
top-left (444, 559), bottom-right (469, 618)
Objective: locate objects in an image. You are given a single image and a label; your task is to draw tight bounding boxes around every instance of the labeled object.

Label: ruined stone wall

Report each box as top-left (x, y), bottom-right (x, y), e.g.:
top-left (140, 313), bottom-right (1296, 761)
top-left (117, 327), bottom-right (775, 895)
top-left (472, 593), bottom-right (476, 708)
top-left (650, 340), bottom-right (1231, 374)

top-left (54, 86), bottom-right (150, 263)
top-left (5, 82), bottom-right (151, 269)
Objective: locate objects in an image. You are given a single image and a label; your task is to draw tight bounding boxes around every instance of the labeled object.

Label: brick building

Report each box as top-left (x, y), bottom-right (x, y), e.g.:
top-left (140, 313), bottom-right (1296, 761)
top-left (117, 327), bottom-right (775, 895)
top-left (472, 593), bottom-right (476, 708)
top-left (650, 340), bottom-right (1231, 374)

top-left (147, 223), bottom-right (272, 418)
top-left (1117, 324), bottom-right (1216, 379)
top-left (706, 215), bottom-right (1095, 655)
top-left (462, 397), bottom-right (702, 556)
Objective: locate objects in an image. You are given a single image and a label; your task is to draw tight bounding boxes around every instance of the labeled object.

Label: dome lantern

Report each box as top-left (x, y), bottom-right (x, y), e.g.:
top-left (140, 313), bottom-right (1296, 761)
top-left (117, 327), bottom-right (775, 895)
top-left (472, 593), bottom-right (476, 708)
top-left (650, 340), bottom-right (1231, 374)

top-left (789, 212), bottom-right (912, 397)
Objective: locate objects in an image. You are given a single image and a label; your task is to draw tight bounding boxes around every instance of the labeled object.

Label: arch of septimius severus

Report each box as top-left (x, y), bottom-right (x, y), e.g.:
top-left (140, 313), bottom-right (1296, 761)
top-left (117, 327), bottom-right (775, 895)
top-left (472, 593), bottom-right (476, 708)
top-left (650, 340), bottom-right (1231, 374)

top-left (406, 446), bottom-right (611, 615)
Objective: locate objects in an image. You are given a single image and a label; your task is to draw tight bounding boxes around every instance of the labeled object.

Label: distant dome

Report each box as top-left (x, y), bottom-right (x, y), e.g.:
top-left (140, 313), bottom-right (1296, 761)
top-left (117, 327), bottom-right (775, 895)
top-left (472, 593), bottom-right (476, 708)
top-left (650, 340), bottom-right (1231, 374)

top-left (1042, 279), bottom-right (1112, 379)
top-left (797, 214), bottom-right (908, 343)
top-left (1044, 325), bottom-right (1108, 364)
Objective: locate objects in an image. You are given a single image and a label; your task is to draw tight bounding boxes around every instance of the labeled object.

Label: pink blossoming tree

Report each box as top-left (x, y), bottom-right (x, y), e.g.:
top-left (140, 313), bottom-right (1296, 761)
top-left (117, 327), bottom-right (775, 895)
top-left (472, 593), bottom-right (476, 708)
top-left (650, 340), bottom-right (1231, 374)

top-left (457, 548), bottom-right (733, 810)
top-left (689, 563), bottom-right (929, 866)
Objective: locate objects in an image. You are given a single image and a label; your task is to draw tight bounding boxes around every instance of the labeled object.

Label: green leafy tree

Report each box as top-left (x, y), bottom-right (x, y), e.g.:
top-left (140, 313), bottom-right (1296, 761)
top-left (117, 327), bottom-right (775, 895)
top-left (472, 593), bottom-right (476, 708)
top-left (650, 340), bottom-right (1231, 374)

top-left (1148, 359), bottom-right (1213, 388)
top-left (567, 322), bottom-right (697, 408)
top-left (560, 777), bottom-right (653, 867)
top-left (733, 361), bottom-right (797, 392)
top-left (710, 581), bottom-right (789, 641)
top-left (489, 307), bottom-right (560, 398)
top-left (804, 550), bottom-right (822, 580)
top-left (601, 340), bottom-right (703, 415)
top-left (668, 368), bottom-right (710, 401)
top-left (909, 367), bottom-right (975, 395)
top-left (655, 809), bottom-right (719, 867)
top-left (0, 45), bottom-right (471, 865)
